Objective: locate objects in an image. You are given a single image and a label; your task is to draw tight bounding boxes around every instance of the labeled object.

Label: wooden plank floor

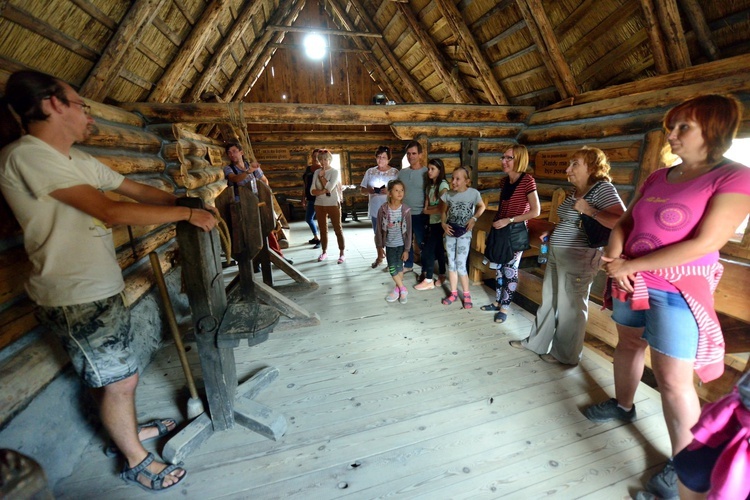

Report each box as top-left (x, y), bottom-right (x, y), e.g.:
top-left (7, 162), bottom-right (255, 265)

top-left (55, 220), bottom-right (671, 499)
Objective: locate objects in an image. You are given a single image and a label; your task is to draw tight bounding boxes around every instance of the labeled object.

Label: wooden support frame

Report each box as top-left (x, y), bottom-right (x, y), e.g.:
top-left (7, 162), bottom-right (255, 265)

top-left (678, 0), bottom-right (720, 61)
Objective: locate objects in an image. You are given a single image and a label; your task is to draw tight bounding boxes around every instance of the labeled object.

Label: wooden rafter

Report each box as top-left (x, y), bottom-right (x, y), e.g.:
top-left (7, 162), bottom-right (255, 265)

top-left (187, 0), bottom-right (266, 102)
top-left (221, 0), bottom-right (303, 101)
top-left (396, 2), bottom-right (475, 103)
top-left (335, 0), bottom-right (430, 103)
top-left (266, 25), bottom-right (382, 38)
top-left (654, 0), bottom-right (691, 69)
top-left (679, 0), bottom-right (720, 61)
top-left (469, 0), bottom-right (515, 32)
top-left (320, 0), bottom-right (409, 102)
top-left (0, 3), bottom-right (99, 61)
top-left (516, 0), bottom-right (577, 99)
top-left (639, 0), bottom-right (670, 74)
top-left (234, 1), bottom-right (308, 101)
top-left (268, 43), bottom-right (371, 53)
top-left (148, 0), bottom-right (233, 103)
top-left (80, 0), bottom-right (169, 101)
top-left (433, 0), bottom-right (508, 104)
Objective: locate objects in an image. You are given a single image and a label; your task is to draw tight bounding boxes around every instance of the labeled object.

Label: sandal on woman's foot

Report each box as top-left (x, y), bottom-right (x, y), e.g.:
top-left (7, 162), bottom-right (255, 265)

top-left (463, 293), bottom-right (473, 309)
top-left (371, 257), bottom-right (383, 269)
top-left (120, 452), bottom-right (186, 492)
top-left (337, 255), bottom-right (346, 264)
top-left (442, 293), bottom-right (458, 306)
top-left (480, 303), bottom-right (500, 311)
top-left (494, 311), bottom-right (508, 323)
top-left (104, 418), bottom-right (177, 457)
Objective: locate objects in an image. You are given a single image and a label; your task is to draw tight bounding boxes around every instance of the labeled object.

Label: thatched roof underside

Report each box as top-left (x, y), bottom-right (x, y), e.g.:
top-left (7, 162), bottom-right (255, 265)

top-left (1, 0), bottom-right (750, 125)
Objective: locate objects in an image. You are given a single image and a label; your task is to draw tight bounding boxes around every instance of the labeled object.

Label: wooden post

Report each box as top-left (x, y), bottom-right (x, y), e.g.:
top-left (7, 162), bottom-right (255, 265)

top-left (637, 129), bottom-right (666, 190)
top-left (176, 197), bottom-right (236, 431)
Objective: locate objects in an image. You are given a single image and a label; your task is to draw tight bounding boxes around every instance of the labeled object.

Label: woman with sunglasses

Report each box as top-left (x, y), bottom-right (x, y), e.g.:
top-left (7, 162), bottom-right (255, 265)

top-left (360, 146), bottom-right (399, 268)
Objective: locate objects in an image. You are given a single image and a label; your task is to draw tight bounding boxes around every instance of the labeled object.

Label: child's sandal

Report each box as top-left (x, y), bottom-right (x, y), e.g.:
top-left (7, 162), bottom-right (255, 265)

top-left (463, 294), bottom-right (473, 309)
top-left (441, 293), bottom-right (458, 306)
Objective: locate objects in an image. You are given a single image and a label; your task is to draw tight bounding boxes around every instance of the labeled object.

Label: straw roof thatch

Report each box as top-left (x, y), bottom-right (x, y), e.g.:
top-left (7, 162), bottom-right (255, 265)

top-left (1, 0), bottom-right (749, 121)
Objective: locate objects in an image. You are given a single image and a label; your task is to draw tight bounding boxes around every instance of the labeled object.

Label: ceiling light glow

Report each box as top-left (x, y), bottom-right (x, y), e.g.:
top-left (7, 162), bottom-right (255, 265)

top-left (304, 33), bottom-right (327, 60)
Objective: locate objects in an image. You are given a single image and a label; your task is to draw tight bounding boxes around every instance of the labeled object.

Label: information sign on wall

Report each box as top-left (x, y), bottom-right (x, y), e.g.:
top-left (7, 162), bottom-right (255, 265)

top-left (534, 151), bottom-right (572, 180)
top-left (254, 147), bottom-right (291, 161)
top-left (207, 147), bottom-right (224, 166)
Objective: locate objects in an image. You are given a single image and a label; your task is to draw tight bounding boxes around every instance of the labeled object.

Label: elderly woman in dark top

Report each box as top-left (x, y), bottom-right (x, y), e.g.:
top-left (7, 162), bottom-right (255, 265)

top-left (511, 146), bottom-right (625, 365)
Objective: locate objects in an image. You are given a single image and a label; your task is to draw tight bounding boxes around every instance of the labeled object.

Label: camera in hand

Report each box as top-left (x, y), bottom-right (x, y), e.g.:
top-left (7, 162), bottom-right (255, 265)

top-left (373, 185), bottom-right (385, 194)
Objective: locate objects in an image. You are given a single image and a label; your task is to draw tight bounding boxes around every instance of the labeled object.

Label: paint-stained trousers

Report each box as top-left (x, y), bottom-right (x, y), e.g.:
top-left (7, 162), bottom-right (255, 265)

top-left (523, 245), bottom-right (601, 365)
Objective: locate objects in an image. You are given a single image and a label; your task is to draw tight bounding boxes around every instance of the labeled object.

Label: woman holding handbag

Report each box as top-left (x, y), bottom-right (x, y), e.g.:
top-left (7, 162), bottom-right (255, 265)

top-left (511, 146), bottom-right (624, 363)
top-left (480, 144), bottom-right (540, 323)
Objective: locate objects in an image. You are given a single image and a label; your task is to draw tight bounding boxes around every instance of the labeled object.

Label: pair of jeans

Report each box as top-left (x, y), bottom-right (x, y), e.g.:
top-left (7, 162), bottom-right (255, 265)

top-left (404, 213), bottom-right (427, 270)
top-left (305, 199), bottom-right (318, 237)
top-left (421, 222), bottom-right (446, 279)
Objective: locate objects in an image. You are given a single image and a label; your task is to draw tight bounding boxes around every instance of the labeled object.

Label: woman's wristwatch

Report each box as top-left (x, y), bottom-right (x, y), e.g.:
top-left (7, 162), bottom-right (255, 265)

top-left (471, 216), bottom-right (478, 222)
top-left (509, 217), bottom-right (515, 223)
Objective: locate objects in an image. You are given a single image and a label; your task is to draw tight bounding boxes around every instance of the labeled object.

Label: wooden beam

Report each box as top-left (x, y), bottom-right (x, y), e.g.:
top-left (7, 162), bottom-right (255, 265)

top-left (265, 24), bottom-right (382, 38)
top-left (654, 0), bottom-right (691, 69)
top-left (67, 0), bottom-right (118, 31)
top-left (397, 2), bottom-right (475, 103)
top-left (336, 0), bottom-right (430, 102)
top-left (434, 0), bottom-right (508, 104)
top-left (120, 102), bottom-right (534, 126)
top-left (530, 73), bottom-right (750, 125)
top-left (639, 0), bottom-right (670, 74)
top-left (0, 3), bottom-right (99, 61)
top-left (152, 17), bottom-right (182, 47)
top-left (516, 0), bottom-right (577, 99)
top-left (542, 53), bottom-right (750, 112)
top-left (565, 0), bottom-right (640, 60)
top-left (679, 0), bottom-right (720, 61)
top-left (480, 20), bottom-right (526, 51)
top-left (220, 0), bottom-right (299, 102)
top-left (149, 0), bottom-right (232, 102)
top-left (318, 0), bottom-right (405, 103)
top-left (268, 43), bottom-right (370, 53)
top-left (577, 31), bottom-right (649, 85)
top-left (187, 0), bottom-right (265, 102)
top-left (80, 0), bottom-right (168, 101)
top-left (554, 0), bottom-right (598, 37)
top-left (492, 44), bottom-right (537, 68)
top-left (469, 0), bottom-right (515, 32)
top-left (231, 0), bottom-right (307, 101)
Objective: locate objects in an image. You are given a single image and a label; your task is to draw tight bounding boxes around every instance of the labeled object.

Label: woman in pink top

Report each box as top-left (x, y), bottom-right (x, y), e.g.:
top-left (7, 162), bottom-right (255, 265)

top-left (583, 95), bottom-right (750, 499)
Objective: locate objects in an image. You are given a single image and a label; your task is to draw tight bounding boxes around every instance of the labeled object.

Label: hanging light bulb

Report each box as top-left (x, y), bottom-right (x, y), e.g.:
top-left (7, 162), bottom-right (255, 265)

top-left (303, 33), bottom-right (327, 60)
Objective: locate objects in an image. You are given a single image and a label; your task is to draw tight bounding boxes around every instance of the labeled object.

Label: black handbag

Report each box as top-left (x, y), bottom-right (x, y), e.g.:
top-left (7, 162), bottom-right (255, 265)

top-left (484, 226), bottom-right (514, 264)
top-left (579, 214), bottom-right (610, 248)
top-left (448, 222), bottom-right (468, 238)
top-left (578, 182), bottom-right (611, 248)
top-left (509, 222), bottom-right (530, 252)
